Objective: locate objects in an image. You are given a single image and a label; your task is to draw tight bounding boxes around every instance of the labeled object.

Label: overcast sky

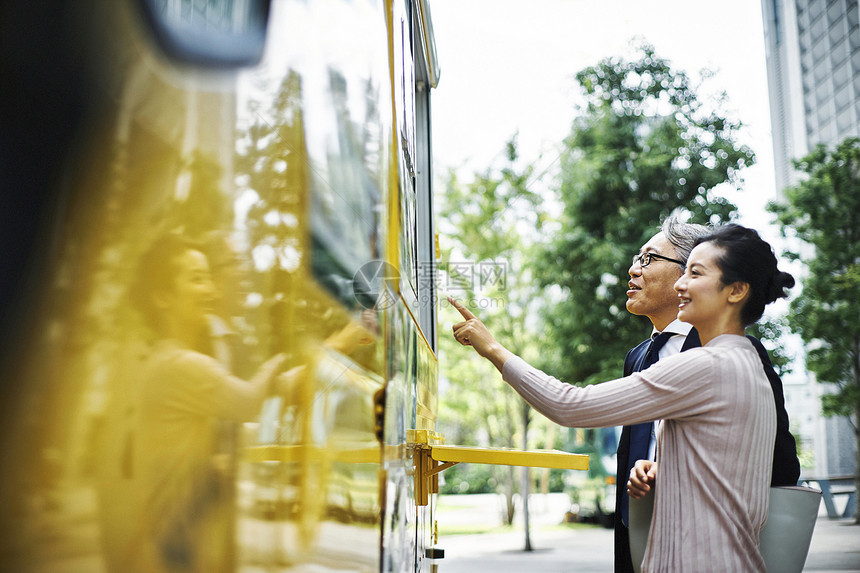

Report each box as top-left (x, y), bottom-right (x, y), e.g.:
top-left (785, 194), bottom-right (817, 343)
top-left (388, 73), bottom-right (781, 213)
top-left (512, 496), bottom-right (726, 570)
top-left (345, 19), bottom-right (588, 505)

top-left (429, 0), bottom-right (778, 231)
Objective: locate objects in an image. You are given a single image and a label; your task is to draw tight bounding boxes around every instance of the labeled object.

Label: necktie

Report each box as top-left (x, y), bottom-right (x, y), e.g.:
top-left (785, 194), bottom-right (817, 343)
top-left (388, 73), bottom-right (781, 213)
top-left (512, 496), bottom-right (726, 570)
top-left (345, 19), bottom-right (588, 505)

top-left (621, 331), bottom-right (674, 526)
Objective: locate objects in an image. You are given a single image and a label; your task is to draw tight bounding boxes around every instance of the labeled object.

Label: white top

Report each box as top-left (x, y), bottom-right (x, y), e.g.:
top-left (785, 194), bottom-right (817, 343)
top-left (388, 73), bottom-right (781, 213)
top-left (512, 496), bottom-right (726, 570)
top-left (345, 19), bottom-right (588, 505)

top-left (651, 318), bottom-right (693, 361)
top-left (502, 334), bottom-right (775, 572)
top-left (133, 339), bottom-right (268, 571)
top-left (647, 319), bottom-right (692, 460)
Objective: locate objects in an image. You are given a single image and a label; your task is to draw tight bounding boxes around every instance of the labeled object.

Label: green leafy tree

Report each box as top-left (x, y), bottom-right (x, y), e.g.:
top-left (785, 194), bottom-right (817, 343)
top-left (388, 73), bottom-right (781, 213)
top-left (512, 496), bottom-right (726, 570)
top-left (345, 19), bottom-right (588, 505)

top-left (535, 44), bottom-right (753, 384)
top-left (768, 137), bottom-right (860, 522)
top-left (747, 318), bottom-right (794, 377)
top-left (437, 135), bottom-right (554, 537)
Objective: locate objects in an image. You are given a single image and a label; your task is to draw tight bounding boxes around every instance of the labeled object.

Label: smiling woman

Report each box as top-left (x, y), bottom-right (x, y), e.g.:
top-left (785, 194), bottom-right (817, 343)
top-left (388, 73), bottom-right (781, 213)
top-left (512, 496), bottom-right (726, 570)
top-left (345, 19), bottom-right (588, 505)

top-left (130, 235), bottom-right (217, 345)
top-left (102, 233), bottom-right (292, 571)
top-left (673, 242), bottom-right (749, 345)
top-left (449, 223), bottom-right (796, 571)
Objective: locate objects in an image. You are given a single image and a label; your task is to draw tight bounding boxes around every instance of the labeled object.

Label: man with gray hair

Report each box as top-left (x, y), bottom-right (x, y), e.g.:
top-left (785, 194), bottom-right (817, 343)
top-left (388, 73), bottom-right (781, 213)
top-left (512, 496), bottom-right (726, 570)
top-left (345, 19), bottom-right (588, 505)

top-left (613, 215), bottom-right (800, 573)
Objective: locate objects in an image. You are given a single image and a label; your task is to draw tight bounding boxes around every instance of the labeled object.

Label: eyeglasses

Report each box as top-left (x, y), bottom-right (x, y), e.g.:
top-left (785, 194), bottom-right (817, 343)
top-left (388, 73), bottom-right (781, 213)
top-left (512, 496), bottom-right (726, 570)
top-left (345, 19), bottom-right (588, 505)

top-left (631, 252), bottom-right (685, 268)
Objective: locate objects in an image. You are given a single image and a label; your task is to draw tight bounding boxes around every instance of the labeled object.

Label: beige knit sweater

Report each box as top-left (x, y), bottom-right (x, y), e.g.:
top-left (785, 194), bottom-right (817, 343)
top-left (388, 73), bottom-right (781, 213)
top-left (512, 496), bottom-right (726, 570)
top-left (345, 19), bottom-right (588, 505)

top-left (502, 334), bottom-right (775, 572)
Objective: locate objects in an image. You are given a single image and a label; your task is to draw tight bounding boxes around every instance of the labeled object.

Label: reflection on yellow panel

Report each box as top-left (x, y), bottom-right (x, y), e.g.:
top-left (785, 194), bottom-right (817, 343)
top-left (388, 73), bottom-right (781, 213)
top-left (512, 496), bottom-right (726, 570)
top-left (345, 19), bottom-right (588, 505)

top-left (0, 1), bottom-right (443, 572)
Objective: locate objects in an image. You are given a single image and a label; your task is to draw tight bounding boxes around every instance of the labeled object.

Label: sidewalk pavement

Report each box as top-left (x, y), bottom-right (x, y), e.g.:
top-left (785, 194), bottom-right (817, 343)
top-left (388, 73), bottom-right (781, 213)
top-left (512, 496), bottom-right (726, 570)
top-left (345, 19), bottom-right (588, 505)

top-left (435, 493), bottom-right (860, 572)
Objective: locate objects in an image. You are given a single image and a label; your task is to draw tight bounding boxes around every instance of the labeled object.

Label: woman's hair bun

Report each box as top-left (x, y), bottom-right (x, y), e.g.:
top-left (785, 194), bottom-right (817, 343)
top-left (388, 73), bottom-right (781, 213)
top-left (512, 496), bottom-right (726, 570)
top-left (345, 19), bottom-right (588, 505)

top-left (767, 270), bottom-right (795, 304)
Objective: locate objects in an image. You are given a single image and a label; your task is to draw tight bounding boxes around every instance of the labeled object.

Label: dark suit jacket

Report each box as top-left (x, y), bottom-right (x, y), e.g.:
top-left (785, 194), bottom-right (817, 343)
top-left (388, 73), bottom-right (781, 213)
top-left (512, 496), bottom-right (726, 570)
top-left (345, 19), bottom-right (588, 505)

top-left (612, 328), bottom-right (800, 573)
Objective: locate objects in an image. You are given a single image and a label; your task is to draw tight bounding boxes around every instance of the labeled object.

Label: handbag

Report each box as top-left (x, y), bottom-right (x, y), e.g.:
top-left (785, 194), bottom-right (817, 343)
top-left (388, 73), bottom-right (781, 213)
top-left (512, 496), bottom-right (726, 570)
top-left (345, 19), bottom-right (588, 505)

top-left (628, 485), bottom-right (821, 573)
top-left (759, 485), bottom-right (822, 572)
top-left (627, 489), bottom-right (653, 573)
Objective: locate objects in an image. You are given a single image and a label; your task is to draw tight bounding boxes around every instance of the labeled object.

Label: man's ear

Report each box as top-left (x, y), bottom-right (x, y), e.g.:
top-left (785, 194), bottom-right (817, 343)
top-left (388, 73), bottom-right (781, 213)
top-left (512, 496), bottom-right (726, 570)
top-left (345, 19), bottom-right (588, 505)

top-left (727, 282), bottom-right (750, 304)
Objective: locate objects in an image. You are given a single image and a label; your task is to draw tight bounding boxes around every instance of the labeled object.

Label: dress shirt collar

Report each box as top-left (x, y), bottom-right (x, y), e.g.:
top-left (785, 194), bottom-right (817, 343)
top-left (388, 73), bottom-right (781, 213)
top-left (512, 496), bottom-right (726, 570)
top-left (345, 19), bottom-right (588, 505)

top-left (650, 318), bottom-right (692, 339)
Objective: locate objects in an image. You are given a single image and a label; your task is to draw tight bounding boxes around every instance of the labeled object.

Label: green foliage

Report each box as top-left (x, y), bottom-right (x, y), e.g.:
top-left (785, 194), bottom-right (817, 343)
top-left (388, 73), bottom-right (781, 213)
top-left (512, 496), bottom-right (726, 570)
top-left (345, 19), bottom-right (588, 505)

top-left (437, 134), bottom-right (554, 522)
top-left (768, 137), bottom-right (860, 420)
top-left (747, 318), bottom-right (794, 377)
top-left (439, 463), bottom-right (498, 495)
top-left (535, 44), bottom-right (752, 384)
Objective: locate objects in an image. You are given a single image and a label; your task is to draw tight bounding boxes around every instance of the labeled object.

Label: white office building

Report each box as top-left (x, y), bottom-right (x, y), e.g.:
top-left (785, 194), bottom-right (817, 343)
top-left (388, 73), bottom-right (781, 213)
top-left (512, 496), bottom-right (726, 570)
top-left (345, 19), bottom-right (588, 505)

top-left (761, 0), bottom-right (860, 192)
top-left (760, 0), bottom-right (858, 494)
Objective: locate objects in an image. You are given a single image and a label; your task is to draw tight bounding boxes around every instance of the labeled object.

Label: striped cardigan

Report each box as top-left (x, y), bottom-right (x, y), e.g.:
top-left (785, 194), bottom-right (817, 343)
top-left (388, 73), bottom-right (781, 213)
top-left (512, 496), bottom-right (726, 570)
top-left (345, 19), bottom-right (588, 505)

top-left (502, 334), bottom-right (775, 572)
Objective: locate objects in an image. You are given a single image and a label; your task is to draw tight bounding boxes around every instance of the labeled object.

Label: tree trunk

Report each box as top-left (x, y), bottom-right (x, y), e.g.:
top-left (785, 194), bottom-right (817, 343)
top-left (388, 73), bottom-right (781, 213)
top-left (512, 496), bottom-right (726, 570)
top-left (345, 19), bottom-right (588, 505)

top-left (522, 401), bottom-right (532, 550)
top-left (504, 465), bottom-right (515, 525)
top-left (540, 423), bottom-right (558, 495)
top-left (854, 399), bottom-right (859, 524)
